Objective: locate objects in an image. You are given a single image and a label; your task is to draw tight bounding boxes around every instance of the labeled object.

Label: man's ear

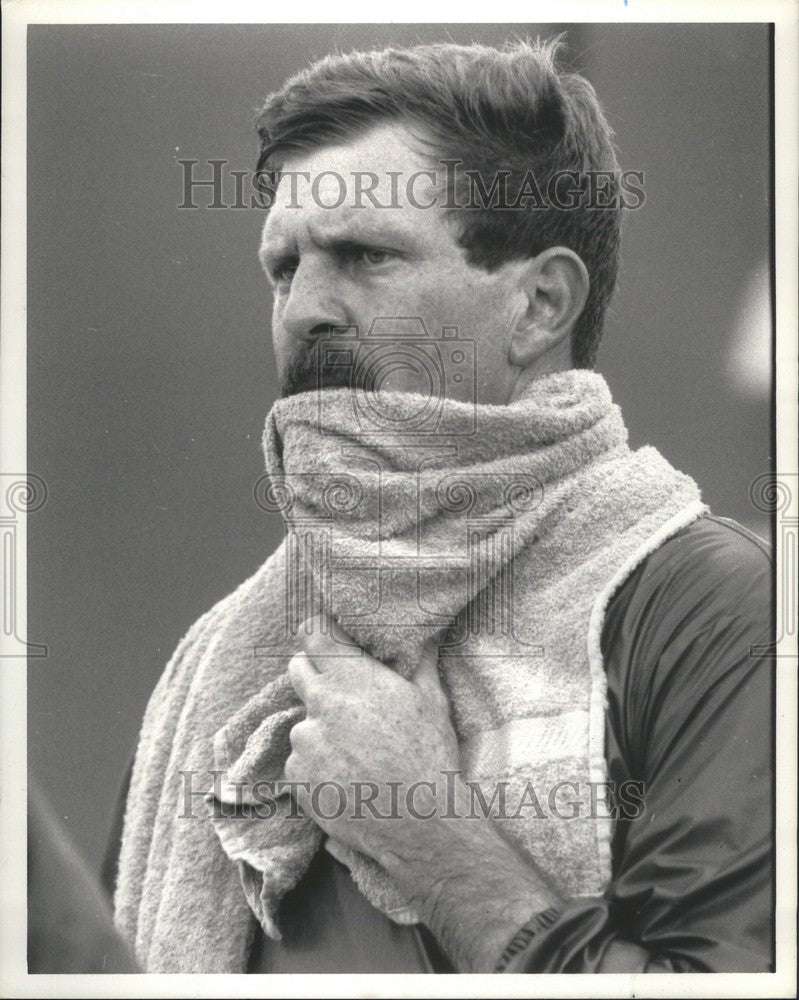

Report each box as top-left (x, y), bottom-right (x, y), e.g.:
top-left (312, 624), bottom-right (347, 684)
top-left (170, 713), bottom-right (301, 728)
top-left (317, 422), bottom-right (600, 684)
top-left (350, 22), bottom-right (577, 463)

top-left (508, 248), bottom-right (590, 369)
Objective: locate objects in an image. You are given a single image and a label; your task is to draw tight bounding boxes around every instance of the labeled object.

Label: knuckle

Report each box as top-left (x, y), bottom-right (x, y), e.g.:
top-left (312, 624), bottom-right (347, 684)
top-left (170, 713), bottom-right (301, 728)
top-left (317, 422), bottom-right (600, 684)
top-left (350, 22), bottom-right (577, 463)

top-left (299, 619), bottom-right (325, 653)
top-left (303, 632), bottom-right (327, 661)
top-left (284, 752), bottom-right (306, 785)
top-left (289, 718), bottom-right (324, 755)
top-left (287, 651), bottom-right (306, 684)
top-left (288, 718), bottom-right (310, 750)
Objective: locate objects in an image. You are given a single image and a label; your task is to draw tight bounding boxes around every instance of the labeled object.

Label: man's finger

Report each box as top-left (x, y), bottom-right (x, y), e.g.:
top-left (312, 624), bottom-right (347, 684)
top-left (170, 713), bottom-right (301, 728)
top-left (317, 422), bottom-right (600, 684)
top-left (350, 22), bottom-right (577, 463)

top-left (287, 651), bottom-right (320, 708)
top-left (412, 636), bottom-right (444, 694)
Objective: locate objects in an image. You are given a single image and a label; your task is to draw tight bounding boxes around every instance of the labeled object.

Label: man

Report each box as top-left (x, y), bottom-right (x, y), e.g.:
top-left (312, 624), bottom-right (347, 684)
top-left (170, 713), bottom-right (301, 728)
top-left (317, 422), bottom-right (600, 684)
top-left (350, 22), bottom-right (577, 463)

top-left (108, 38), bottom-right (772, 974)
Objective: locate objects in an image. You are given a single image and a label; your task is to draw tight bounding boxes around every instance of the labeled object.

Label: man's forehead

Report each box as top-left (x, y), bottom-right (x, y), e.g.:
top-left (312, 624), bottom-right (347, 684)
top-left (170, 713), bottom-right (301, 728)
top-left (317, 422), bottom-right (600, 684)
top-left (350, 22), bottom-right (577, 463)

top-left (280, 121), bottom-right (433, 181)
top-left (260, 161), bottom-right (452, 259)
top-left (261, 201), bottom-right (422, 252)
top-left (266, 122), bottom-right (442, 212)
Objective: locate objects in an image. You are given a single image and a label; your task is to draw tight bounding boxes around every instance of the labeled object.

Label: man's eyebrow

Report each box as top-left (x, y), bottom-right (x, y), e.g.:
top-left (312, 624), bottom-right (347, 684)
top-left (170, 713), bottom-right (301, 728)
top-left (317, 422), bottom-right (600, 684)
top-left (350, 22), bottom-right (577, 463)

top-left (313, 233), bottom-right (409, 256)
top-left (258, 219), bottom-right (415, 274)
top-left (310, 217), bottom-right (415, 249)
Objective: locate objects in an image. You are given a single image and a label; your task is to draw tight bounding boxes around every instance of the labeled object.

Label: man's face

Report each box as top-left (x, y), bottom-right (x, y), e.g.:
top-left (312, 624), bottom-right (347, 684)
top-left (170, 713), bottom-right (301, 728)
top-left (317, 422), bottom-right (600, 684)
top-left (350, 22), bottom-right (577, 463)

top-left (259, 122), bottom-right (525, 408)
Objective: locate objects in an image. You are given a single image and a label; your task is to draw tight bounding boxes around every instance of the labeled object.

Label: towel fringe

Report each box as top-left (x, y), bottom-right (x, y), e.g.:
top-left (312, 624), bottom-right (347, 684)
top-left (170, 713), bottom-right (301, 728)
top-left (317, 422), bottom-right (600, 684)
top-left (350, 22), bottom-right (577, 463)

top-left (585, 498), bottom-right (709, 884)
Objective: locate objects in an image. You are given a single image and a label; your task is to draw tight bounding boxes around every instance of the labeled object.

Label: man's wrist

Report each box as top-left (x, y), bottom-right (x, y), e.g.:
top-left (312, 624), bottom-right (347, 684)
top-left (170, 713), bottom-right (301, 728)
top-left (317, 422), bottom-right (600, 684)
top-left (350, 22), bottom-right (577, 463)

top-left (375, 777), bottom-right (564, 972)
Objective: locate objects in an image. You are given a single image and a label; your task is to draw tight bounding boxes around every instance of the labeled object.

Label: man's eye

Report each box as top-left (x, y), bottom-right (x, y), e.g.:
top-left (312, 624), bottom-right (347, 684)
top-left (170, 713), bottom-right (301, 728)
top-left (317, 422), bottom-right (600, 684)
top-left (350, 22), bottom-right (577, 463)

top-left (273, 261), bottom-right (298, 283)
top-left (361, 248), bottom-right (392, 265)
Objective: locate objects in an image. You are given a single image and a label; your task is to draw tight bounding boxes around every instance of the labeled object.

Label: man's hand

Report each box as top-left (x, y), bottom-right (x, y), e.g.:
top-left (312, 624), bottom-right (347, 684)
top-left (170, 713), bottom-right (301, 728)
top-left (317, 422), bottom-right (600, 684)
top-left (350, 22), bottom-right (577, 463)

top-left (284, 614), bottom-right (460, 863)
top-left (284, 615), bottom-right (564, 973)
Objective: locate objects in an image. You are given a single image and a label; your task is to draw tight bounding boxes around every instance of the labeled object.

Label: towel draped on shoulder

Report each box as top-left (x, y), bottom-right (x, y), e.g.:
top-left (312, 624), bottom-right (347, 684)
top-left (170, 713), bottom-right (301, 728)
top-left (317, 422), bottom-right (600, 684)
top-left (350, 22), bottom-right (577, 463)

top-left (114, 371), bottom-right (705, 972)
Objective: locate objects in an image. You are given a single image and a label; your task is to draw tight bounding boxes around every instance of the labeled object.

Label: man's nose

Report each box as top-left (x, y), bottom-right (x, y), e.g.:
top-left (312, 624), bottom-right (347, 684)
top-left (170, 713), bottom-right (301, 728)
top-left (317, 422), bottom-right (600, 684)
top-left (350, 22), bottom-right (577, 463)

top-left (279, 260), bottom-right (347, 340)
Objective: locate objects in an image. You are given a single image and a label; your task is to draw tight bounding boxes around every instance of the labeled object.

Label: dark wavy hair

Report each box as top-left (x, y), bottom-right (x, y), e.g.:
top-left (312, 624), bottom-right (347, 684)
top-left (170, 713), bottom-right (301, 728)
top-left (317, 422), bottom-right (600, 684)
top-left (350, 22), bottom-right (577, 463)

top-left (255, 37), bottom-right (622, 369)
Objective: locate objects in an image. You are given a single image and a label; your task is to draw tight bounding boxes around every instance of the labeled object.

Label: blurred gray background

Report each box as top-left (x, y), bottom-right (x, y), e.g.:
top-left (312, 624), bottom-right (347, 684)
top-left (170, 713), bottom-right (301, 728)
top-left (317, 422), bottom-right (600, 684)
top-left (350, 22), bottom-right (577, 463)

top-left (27, 23), bottom-right (772, 873)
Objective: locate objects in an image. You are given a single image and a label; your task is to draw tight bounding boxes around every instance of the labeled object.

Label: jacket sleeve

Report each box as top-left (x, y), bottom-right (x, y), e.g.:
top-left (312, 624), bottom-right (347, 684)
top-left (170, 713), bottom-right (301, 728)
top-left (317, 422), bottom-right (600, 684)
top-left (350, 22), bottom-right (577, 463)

top-left (497, 517), bottom-right (774, 973)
